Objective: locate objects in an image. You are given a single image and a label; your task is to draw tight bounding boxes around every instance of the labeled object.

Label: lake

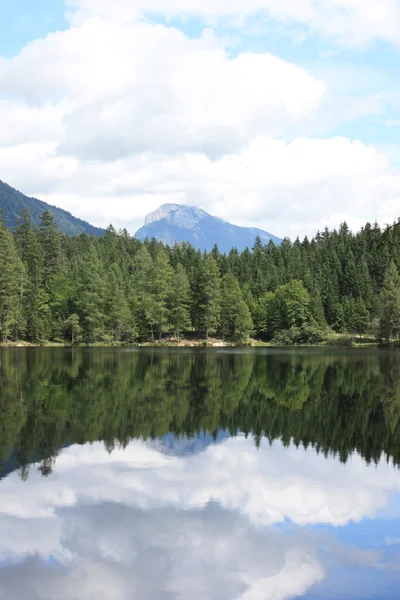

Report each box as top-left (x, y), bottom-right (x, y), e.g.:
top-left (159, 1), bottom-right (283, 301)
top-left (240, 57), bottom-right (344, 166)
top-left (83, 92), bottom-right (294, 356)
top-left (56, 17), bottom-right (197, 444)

top-left (1, 347), bottom-right (400, 599)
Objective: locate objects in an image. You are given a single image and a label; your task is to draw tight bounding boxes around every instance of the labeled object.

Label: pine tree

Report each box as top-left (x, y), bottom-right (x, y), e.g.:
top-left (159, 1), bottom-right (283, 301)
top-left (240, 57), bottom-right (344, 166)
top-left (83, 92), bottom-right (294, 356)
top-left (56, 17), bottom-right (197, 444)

top-left (101, 224), bottom-right (118, 266)
top-left (14, 206), bottom-right (32, 263)
top-left (0, 212), bottom-right (25, 342)
top-left (13, 208), bottom-right (48, 341)
top-left (211, 243), bottom-right (220, 261)
top-left (169, 264), bottom-right (191, 340)
top-left (251, 241), bottom-right (267, 299)
top-left (23, 229), bottom-right (48, 343)
top-left (106, 263), bottom-right (135, 342)
top-left (146, 250), bottom-right (173, 339)
top-left (378, 261), bottom-right (400, 343)
top-left (220, 273), bottom-right (252, 341)
top-left (39, 211), bottom-right (63, 284)
top-left (354, 255), bottom-right (374, 310)
top-left (354, 299), bottom-right (370, 338)
top-left (72, 244), bottom-right (107, 343)
top-left (192, 255), bottom-right (221, 339)
top-left (341, 249), bottom-right (358, 298)
top-left (130, 245), bottom-right (153, 339)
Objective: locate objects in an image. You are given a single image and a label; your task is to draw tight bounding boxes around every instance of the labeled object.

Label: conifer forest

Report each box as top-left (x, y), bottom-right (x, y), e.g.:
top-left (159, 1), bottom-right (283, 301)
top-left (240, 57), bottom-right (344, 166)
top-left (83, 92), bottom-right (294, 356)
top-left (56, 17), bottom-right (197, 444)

top-left (1, 206), bottom-right (400, 346)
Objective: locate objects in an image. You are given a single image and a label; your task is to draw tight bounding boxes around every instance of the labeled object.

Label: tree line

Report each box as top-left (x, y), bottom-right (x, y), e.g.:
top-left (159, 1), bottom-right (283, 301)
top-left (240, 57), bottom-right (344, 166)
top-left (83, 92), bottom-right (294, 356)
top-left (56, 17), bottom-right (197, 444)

top-left (2, 349), bottom-right (400, 479)
top-left (2, 206), bottom-right (400, 344)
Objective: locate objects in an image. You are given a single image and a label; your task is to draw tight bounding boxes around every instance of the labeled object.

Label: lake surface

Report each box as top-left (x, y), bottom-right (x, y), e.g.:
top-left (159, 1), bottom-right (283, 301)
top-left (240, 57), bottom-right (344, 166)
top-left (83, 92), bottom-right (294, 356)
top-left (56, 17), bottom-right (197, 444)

top-left (1, 347), bottom-right (400, 599)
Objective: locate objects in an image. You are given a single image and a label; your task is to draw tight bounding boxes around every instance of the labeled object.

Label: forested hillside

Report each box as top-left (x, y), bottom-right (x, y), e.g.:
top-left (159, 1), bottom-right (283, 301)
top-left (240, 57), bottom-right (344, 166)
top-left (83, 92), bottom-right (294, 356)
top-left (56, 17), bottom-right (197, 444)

top-left (0, 180), bottom-right (104, 236)
top-left (1, 205), bottom-right (400, 345)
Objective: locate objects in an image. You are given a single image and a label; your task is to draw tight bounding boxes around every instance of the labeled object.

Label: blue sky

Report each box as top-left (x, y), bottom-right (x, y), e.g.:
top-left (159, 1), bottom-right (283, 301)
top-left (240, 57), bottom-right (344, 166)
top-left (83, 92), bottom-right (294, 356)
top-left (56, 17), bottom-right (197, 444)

top-left (0, 0), bottom-right (67, 56)
top-left (1, 0), bottom-right (400, 237)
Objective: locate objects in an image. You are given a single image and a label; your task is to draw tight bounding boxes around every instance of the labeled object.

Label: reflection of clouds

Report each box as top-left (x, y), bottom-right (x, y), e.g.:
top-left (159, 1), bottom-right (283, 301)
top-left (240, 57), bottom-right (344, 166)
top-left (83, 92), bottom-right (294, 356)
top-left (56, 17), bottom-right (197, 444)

top-left (0, 515), bottom-right (67, 563)
top-left (2, 436), bottom-right (400, 526)
top-left (0, 436), bottom-right (398, 599)
top-left (64, 504), bottom-right (325, 600)
top-left (0, 503), bottom-right (325, 600)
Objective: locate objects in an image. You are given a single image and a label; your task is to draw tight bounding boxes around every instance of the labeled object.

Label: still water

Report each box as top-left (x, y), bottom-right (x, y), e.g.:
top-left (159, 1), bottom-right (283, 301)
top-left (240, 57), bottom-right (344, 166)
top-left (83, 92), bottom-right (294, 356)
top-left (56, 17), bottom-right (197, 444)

top-left (1, 347), bottom-right (400, 599)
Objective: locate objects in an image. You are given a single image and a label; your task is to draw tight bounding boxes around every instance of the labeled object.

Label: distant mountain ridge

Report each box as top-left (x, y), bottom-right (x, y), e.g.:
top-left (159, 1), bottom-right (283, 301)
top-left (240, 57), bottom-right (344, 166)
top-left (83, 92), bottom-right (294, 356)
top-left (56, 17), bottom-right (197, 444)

top-left (0, 180), bottom-right (104, 237)
top-left (135, 203), bottom-right (281, 252)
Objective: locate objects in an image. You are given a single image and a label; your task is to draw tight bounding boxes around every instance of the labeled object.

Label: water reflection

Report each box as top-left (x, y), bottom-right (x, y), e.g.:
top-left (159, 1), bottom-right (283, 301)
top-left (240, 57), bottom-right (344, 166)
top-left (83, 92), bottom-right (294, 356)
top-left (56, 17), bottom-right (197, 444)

top-left (1, 348), bottom-right (400, 599)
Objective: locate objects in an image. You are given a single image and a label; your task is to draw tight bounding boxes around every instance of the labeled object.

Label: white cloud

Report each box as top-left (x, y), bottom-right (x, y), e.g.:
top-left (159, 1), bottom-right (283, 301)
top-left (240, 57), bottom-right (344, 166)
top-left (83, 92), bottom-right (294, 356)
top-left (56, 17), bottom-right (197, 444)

top-left (0, 101), bottom-right (71, 147)
top-left (65, 0), bottom-right (400, 47)
top-left (3, 135), bottom-right (399, 238)
top-left (0, 19), bottom-right (324, 158)
top-left (0, 4), bottom-right (399, 238)
top-left (1, 436), bottom-right (392, 600)
top-left (0, 143), bottom-right (78, 196)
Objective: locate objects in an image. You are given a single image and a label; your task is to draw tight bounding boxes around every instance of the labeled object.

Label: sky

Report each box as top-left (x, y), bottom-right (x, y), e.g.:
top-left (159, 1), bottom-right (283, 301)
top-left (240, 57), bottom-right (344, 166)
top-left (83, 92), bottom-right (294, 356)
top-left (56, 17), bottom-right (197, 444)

top-left (1, 0), bottom-right (400, 238)
top-left (2, 436), bottom-right (400, 599)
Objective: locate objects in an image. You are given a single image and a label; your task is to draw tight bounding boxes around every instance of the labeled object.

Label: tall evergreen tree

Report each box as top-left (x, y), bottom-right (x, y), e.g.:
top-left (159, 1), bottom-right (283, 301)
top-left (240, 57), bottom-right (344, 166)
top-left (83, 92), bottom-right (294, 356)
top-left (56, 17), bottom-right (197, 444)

top-left (378, 261), bottom-right (400, 343)
top-left (220, 273), bottom-right (252, 341)
top-left (0, 212), bottom-right (25, 342)
top-left (192, 255), bottom-right (221, 339)
top-left (106, 263), bottom-right (135, 342)
top-left (131, 245), bottom-right (153, 340)
top-left (169, 264), bottom-right (191, 340)
top-left (39, 211), bottom-right (63, 284)
top-left (14, 206), bottom-right (32, 263)
top-left (72, 244), bottom-right (107, 343)
top-left (146, 250), bottom-right (173, 339)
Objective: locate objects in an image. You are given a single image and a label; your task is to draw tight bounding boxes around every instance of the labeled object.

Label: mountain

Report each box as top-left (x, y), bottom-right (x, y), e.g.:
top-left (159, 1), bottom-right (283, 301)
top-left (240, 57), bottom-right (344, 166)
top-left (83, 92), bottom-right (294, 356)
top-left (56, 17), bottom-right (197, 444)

top-left (134, 204), bottom-right (282, 252)
top-left (0, 180), bottom-right (104, 236)
top-left (148, 430), bottom-right (232, 457)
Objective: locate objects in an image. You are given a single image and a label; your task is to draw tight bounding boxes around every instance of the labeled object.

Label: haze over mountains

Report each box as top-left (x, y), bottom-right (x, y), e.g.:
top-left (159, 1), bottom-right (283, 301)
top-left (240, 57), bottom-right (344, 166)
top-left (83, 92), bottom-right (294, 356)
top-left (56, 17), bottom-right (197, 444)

top-left (135, 204), bottom-right (282, 252)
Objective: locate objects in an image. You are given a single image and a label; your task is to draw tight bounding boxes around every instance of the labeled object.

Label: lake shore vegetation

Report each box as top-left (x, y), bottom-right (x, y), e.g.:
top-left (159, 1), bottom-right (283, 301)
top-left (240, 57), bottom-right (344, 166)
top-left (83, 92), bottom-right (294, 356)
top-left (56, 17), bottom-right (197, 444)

top-left (1, 207), bottom-right (400, 347)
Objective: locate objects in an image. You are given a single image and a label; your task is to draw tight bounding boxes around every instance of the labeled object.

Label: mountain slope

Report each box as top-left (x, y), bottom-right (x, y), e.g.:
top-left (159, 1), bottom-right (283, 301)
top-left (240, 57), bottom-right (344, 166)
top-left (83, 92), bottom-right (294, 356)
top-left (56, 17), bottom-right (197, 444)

top-left (0, 180), bottom-right (104, 236)
top-left (135, 204), bottom-right (281, 252)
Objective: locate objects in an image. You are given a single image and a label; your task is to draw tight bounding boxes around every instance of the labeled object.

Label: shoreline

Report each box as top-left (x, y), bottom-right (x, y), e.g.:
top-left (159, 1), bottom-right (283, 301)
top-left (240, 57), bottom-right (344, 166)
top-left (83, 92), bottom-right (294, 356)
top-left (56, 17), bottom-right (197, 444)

top-left (0, 338), bottom-right (384, 349)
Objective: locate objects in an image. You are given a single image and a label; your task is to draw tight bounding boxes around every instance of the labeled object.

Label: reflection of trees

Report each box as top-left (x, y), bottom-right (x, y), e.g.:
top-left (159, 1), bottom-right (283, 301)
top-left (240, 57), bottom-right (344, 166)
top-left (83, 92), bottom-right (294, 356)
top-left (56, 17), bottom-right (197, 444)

top-left (2, 348), bottom-right (400, 479)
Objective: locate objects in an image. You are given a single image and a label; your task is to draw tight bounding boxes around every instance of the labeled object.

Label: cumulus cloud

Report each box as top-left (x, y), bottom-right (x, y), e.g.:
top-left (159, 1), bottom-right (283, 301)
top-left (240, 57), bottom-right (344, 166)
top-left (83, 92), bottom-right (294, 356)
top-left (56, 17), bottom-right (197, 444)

top-left (0, 1), bottom-right (399, 238)
top-left (1, 436), bottom-right (392, 600)
top-left (0, 20), bottom-right (324, 155)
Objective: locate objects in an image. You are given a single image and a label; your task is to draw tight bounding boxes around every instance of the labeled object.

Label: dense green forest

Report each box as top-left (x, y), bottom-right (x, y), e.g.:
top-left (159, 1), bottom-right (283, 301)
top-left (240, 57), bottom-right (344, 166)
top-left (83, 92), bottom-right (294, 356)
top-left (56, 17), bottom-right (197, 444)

top-left (0, 180), bottom-right (104, 236)
top-left (2, 349), bottom-right (400, 479)
top-left (1, 206), bottom-right (400, 345)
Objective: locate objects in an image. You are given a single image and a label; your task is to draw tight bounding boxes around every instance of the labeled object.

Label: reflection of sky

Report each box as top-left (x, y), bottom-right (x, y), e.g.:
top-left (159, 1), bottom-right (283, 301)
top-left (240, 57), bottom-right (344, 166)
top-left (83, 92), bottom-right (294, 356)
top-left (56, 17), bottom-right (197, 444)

top-left (1, 435), bottom-right (400, 599)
